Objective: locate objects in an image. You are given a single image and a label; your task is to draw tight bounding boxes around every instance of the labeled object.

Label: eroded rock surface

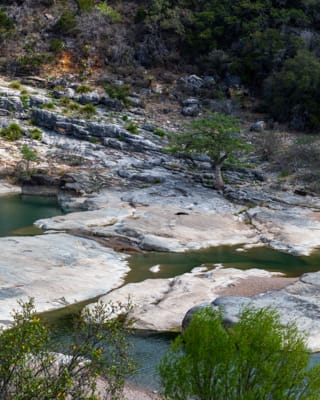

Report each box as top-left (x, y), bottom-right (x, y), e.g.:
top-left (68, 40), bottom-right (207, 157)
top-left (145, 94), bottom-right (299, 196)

top-left (0, 233), bottom-right (129, 324)
top-left (93, 268), bottom-right (285, 331)
top-left (195, 271), bottom-right (320, 352)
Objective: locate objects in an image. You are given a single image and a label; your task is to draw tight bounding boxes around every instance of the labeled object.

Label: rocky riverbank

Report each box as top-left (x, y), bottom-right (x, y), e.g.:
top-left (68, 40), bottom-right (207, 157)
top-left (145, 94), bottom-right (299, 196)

top-left (195, 271), bottom-right (320, 352)
top-left (0, 75), bottom-right (320, 350)
top-left (92, 267), bottom-right (295, 332)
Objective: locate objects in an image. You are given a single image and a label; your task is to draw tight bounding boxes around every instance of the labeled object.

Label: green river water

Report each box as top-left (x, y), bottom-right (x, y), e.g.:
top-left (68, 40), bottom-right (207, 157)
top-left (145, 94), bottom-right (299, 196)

top-left (1, 194), bottom-right (320, 389)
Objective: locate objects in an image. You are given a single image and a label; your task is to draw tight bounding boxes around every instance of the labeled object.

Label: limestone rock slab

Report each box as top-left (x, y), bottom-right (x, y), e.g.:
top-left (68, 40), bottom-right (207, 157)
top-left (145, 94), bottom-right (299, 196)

top-left (93, 268), bottom-right (280, 331)
top-left (0, 233), bottom-right (129, 324)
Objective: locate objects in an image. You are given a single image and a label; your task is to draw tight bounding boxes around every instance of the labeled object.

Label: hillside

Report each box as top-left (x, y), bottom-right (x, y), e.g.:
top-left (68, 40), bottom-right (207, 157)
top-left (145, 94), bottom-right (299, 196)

top-left (1, 1), bottom-right (320, 132)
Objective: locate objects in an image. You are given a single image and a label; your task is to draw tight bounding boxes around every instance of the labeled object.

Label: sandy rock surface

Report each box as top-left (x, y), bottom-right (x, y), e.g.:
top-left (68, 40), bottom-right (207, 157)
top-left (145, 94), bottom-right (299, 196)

top-left (0, 180), bottom-right (21, 196)
top-left (212, 271), bottom-right (320, 352)
top-left (93, 267), bottom-right (289, 331)
top-left (0, 233), bottom-right (129, 324)
top-left (36, 188), bottom-right (257, 253)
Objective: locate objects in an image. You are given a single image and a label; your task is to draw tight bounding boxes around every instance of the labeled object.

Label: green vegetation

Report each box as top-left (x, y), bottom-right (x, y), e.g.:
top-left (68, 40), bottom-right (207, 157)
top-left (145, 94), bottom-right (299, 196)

top-left (79, 103), bottom-right (97, 117)
top-left (0, 123), bottom-right (23, 141)
top-left (105, 84), bottom-right (130, 103)
top-left (159, 306), bottom-right (320, 400)
top-left (55, 11), bottom-right (77, 35)
top-left (169, 113), bottom-right (248, 189)
top-left (41, 102), bottom-right (55, 110)
top-left (153, 128), bottom-right (166, 137)
top-left (0, 9), bottom-right (14, 36)
top-left (0, 299), bottom-right (135, 400)
top-left (76, 84), bottom-right (92, 94)
top-left (28, 128), bottom-right (42, 141)
top-left (77, 0), bottom-right (95, 12)
top-left (264, 50), bottom-right (320, 131)
top-left (96, 1), bottom-right (121, 21)
top-left (125, 121), bottom-right (138, 134)
top-left (8, 81), bottom-right (22, 90)
top-left (20, 145), bottom-right (37, 175)
top-left (49, 38), bottom-right (64, 54)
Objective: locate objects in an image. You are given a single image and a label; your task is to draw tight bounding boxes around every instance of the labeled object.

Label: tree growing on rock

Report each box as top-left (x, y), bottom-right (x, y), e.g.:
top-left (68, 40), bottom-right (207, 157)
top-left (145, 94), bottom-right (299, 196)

top-left (159, 306), bottom-right (320, 400)
top-left (169, 112), bottom-right (248, 189)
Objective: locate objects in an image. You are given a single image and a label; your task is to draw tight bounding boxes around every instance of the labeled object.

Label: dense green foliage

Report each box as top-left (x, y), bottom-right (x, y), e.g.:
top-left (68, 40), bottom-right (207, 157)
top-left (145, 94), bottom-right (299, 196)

top-left (0, 299), bottom-right (135, 400)
top-left (2, 0), bottom-right (320, 129)
top-left (159, 306), bottom-right (320, 400)
top-left (264, 50), bottom-right (320, 131)
top-left (0, 9), bottom-right (14, 35)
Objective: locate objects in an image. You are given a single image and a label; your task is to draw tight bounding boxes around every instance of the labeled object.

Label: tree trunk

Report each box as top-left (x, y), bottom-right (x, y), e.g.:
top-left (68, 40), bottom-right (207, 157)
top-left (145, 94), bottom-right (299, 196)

top-left (214, 163), bottom-right (224, 190)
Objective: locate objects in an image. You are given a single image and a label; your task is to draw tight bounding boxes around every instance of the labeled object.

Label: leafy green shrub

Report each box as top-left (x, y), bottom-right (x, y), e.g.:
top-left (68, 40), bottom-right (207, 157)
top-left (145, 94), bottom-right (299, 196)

top-left (0, 299), bottom-right (135, 400)
top-left (16, 54), bottom-right (46, 74)
top-left (153, 128), bottom-right (166, 137)
top-left (20, 94), bottom-right (30, 108)
top-left (8, 81), bottom-right (22, 90)
top-left (159, 306), bottom-right (320, 400)
top-left (105, 83), bottom-right (130, 102)
top-left (0, 9), bottom-right (14, 35)
top-left (125, 121), bottom-right (138, 134)
top-left (79, 103), bottom-right (97, 117)
top-left (49, 38), bottom-right (64, 53)
top-left (76, 84), bottom-right (92, 94)
top-left (135, 7), bottom-right (147, 23)
top-left (96, 1), bottom-right (121, 21)
top-left (55, 11), bottom-right (77, 35)
top-left (41, 102), bottom-right (55, 110)
top-left (29, 128), bottom-right (42, 141)
top-left (77, 0), bottom-right (95, 12)
top-left (0, 123), bottom-right (23, 141)
top-left (20, 145), bottom-right (37, 175)
top-left (264, 50), bottom-right (320, 131)
top-left (232, 29), bottom-right (301, 83)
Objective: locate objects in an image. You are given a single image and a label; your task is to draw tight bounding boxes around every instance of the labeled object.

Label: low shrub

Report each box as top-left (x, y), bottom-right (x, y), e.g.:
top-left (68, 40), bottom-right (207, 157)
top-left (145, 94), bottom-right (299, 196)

top-left (125, 121), bottom-right (138, 134)
top-left (0, 123), bottom-right (23, 141)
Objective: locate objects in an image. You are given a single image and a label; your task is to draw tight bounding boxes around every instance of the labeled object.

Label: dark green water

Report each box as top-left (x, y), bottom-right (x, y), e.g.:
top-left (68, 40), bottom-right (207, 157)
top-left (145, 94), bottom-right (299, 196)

top-left (0, 194), bottom-right (63, 236)
top-left (128, 245), bottom-right (320, 281)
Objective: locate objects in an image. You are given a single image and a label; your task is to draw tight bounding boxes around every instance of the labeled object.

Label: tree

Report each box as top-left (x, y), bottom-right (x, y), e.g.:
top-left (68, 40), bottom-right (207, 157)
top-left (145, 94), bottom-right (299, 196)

top-left (169, 112), bottom-right (247, 189)
top-left (0, 298), bottom-right (135, 400)
top-left (20, 145), bottom-right (37, 175)
top-left (159, 306), bottom-right (320, 400)
top-left (264, 49), bottom-right (320, 131)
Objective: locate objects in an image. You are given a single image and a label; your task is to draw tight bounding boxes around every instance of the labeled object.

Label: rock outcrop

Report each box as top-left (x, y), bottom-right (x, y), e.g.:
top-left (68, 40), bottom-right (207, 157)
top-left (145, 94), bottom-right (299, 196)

top-left (91, 268), bottom-right (288, 331)
top-left (184, 271), bottom-right (320, 352)
top-left (0, 233), bottom-right (129, 325)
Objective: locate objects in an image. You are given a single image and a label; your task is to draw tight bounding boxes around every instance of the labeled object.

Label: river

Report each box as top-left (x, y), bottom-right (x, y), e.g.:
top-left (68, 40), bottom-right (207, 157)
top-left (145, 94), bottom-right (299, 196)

top-left (1, 194), bottom-right (320, 390)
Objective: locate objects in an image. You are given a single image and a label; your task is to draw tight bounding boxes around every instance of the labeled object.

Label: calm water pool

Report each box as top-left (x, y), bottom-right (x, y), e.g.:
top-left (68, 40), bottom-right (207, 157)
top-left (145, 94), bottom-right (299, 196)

top-left (128, 245), bottom-right (320, 281)
top-left (0, 194), bottom-right (63, 236)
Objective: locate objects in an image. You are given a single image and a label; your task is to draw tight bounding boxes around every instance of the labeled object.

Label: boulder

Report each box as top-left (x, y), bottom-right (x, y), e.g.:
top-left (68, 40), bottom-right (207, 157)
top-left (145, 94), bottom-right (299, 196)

top-left (127, 95), bottom-right (144, 108)
top-left (177, 75), bottom-right (204, 95)
top-left (209, 271), bottom-right (320, 352)
top-left (78, 91), bottom-right (101, 105)
top-left (0, 96), bottom-right (23, 112)
top-left (206, 99), bottom-right (233, 115)
top-left (250, 120), bottom-right (265, 132)
top-left (181, 98), bottom-right (201, 117)
top-left (182, 104), bottom-right (200, 117)
top-left (101, 95), bottom-right (124, 111)
top-left (29, 95), bottom-right (52, 108)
